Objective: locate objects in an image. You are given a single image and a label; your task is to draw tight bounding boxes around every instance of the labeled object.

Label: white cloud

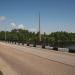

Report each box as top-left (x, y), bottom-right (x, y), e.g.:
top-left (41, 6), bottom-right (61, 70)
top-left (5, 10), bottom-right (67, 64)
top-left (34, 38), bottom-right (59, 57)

top-left (29, 28), bottom-right (38, 33)
top-left (10, 23), bottom-right (26, 30)
top-left (11, 22), bottom-right (17, 29)
top-left (0, 16), bottom-right (6, 22)
top-left (18, 24), bottom-right (25, 29)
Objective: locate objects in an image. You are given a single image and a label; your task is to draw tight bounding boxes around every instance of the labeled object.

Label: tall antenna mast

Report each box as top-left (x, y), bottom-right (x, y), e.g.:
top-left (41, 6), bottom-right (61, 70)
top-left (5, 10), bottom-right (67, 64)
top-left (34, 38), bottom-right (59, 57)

top-left (39, 12), bottom-right (41, 41)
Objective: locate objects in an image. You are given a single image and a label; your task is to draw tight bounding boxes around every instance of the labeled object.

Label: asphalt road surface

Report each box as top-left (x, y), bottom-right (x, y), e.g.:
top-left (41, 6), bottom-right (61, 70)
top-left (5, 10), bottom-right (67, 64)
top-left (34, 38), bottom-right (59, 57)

top-left (0, 42), bottom-right (75, 75)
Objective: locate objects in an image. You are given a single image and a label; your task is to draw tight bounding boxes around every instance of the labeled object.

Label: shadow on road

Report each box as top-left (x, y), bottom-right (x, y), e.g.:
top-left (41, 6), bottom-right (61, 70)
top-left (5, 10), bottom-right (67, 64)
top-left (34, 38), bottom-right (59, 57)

top-left (0, 71), bottom-right (3, 75)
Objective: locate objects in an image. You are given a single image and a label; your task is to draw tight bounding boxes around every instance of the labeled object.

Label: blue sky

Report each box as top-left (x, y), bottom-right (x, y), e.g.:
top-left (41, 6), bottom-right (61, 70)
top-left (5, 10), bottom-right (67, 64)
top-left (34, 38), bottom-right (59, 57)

top-left (0, 0), bottom-right (75, 33)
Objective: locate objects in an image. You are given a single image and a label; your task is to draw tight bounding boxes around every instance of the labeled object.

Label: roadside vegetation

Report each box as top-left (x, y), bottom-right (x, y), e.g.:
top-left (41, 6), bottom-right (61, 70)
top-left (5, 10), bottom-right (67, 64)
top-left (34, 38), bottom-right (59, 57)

top-left (0, 29), bottom-right (75, 48)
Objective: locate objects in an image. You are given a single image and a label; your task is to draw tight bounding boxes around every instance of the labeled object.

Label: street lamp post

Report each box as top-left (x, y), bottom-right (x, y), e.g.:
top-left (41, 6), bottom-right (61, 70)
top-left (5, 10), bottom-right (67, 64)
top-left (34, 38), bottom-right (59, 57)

top-left (38, 13), bottom-right (45, 48)
top-left (39, 13), bottom-right (41, 42)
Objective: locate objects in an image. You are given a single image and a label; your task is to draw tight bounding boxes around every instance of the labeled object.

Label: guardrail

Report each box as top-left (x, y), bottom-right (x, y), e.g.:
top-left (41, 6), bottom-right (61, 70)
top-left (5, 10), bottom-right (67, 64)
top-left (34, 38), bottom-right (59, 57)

top-left (5, 41), bottom-right (75, 53)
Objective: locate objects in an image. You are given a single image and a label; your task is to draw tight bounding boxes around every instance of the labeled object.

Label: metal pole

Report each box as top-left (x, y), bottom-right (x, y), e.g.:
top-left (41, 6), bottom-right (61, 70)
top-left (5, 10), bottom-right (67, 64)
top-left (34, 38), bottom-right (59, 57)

top-left (39, 13), bottom-right (41, 41)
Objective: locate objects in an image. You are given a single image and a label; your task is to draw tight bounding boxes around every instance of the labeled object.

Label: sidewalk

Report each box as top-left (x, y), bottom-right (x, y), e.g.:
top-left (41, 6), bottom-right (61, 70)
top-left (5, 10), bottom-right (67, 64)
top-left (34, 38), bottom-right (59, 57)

top-left (0, 42), bottom-right (75, 67)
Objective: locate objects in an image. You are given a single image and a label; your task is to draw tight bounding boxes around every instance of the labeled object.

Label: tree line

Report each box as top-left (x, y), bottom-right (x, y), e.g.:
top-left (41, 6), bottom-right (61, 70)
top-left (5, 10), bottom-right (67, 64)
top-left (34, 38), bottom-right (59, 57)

top-left (0, 29), bottom-right (75, 47)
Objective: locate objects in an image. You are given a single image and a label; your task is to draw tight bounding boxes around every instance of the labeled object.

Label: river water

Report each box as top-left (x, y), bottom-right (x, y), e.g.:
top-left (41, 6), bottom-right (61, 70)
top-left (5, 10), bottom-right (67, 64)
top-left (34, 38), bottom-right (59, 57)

top-left (64, 43), bottom-right (75, 50)
top-left (50, 42), bottom-right (75, 50)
